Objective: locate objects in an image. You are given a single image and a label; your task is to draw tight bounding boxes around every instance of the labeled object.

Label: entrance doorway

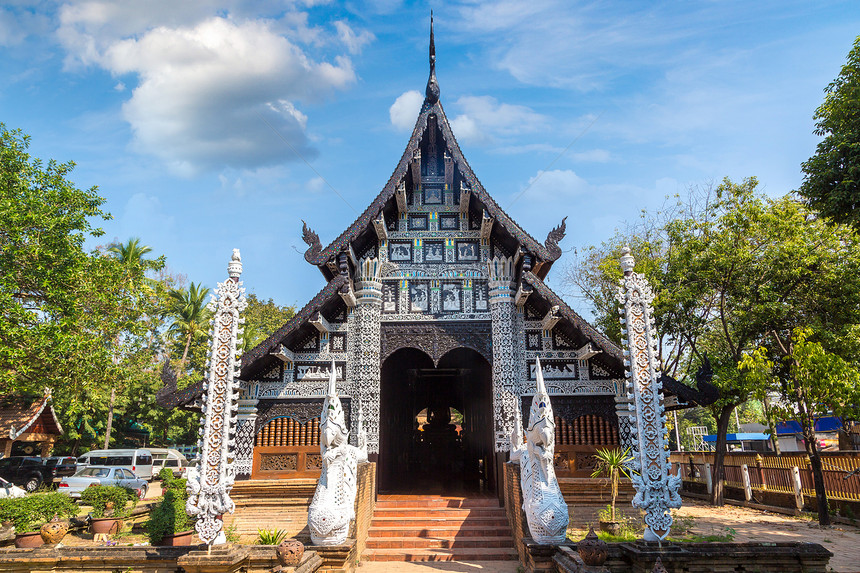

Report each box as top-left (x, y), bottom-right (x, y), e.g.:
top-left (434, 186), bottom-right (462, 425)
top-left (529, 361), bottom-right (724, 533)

top-left (378, 347), bottom-right (494, 494)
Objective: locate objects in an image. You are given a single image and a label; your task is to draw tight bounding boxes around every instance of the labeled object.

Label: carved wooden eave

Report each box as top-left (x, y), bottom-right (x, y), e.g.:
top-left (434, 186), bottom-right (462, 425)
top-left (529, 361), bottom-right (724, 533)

top-left (515, 281), bottom-right (532, 307)
top-left (272, 344), bottom-right (295, 365)
top-left (303, 52), bottom-right (564, 281)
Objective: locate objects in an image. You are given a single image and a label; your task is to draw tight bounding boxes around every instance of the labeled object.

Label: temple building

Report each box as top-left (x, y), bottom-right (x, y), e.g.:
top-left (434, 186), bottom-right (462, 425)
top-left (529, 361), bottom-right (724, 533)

top-left (161, 24), bottom-right (636, 495)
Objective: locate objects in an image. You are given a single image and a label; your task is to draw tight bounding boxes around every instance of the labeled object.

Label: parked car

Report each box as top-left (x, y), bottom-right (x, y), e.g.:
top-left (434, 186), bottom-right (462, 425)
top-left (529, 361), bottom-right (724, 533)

top-left (149, 448), bottom-right (189, 478)
top-left (58, 466), bottom-right (148, 499)
top-left (76, 449), bottom-right (154, 481)
top-left (0, 477), bottom-right (26, 498)
top-left (0, 456), bottom-right (53, 492)
top-left (42, 456), bottom-right (78, 483)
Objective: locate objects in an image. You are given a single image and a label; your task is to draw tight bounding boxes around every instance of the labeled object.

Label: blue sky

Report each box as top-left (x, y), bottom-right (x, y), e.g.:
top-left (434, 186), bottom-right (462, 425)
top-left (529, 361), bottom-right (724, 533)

top-left (1, 1), bottom-right (858, 315)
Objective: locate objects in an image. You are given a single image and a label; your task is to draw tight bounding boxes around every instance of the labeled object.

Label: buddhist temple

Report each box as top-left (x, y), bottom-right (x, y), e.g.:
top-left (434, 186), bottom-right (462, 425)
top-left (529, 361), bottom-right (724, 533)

top-left (163, 22), bottom-right (658, 496)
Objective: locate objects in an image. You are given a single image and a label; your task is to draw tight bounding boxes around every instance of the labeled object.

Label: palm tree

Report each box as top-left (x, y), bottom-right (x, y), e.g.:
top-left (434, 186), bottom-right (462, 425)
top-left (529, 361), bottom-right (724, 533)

top-left (107, 237), bottom-right (156, 268)
top-left (591, 447), bottom-right (634, 522)
top-left (168, 282), bottom-right (211, 370)
top-left (103, 238), bottom-right (157, 449)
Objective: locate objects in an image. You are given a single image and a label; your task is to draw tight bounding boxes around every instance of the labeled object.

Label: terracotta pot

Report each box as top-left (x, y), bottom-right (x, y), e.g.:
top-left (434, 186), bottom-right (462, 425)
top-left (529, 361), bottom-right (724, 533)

top-left (276, 538), bottom-right (305, 566)
top-left (90, 518), bottom-right (123, 535)
top-left (159, 530), bottom-right (194, 546)
top-left (599, 520), bottom-right (621, 536)
top-left (14, 531), bottom-right (45, 549)
top-left (40, 521), bottom-right (68, 544)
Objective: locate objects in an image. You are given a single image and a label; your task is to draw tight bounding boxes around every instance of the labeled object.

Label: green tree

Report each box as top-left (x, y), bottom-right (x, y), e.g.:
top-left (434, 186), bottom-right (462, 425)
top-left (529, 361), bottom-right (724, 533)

top-left (168, 282), bottom-right (211, 370)
top-left (565, 178), bottom-right (860, 508)
top-left (743, 329), bottom-right (860, 526)
top-left (799, 36), bottom-right (860, 227)
top-left (241, 294), bottom-right (297, 353)
top-left (0, 124), bottom-right (165, 453)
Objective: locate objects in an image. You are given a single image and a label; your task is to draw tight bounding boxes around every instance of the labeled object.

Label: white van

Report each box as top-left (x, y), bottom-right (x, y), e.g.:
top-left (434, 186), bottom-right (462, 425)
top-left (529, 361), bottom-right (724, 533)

top-left (76, 449), bottom-right (154, 481)
top-left (149, 448), bottom-right (189, 478)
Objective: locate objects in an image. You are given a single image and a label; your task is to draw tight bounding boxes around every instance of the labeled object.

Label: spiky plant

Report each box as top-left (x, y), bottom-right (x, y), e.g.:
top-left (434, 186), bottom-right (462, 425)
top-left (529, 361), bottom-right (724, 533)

top-left (591, 447), bottom-right (634, 522)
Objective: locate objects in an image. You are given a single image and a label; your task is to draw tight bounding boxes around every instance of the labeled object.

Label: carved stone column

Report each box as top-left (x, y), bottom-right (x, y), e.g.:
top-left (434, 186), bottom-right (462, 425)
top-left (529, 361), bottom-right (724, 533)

top-left (489, 256), bottom-right (519, 452)
top-left (350, 257), bottom-right (382, 454)
top-left (186, 249), bottom-right (247, 546)
top-left (616, 247), bottom-right (681, 541)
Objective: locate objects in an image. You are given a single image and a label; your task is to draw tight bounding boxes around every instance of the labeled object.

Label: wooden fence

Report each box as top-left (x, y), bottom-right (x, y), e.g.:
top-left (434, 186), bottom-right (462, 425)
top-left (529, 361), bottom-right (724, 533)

top-left (669, 451), bottom-right (860, 502)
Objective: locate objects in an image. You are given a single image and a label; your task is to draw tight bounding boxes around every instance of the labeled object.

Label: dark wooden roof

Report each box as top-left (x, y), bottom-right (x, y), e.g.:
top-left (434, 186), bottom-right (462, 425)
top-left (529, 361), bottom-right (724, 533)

top-left (306, 68), bottom-right (561, 276)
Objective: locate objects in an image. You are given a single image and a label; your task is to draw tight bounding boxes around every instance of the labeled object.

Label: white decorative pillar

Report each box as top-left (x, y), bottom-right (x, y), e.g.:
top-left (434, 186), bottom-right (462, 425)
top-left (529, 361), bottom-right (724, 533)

top-left (351, 256), bottom-right (382, 453)
top-left (616, 247), bottom-right (681, 541)
top-left (234, 398), bottom-right (258, 479)
top-left (186, 249), bottom-right (248, 546)
top-left (488, 256), bottom-right (519, 452)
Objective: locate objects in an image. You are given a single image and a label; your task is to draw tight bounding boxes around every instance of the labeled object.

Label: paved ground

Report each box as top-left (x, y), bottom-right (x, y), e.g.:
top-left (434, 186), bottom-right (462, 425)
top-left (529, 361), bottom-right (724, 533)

top-left (673, 499), bottom-right (860, 573)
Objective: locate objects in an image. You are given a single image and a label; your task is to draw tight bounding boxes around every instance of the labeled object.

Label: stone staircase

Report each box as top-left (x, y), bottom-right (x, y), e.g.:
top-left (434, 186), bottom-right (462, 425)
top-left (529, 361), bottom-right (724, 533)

top-left (362, 495), bottom-right (518, 562)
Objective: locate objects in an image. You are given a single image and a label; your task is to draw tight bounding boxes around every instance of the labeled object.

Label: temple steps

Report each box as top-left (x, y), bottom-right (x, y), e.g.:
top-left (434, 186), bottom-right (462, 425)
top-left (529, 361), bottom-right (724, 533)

top-left (362, 495), bottom-right (517, 562)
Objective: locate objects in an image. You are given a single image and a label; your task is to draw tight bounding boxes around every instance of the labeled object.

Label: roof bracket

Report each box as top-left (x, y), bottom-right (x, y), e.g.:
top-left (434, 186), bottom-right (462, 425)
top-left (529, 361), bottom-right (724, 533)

top-left (396, 181), bottom-right (408, 214)
top-left (272, 344), bottom-right (296, 365)
top-left (542, 305), bottom-right (561, 332)
top-left (373, 210), bottom-right (388, 240)
top-left (515, 282), bottom-right (532, 307)
top-left (309, 311), bottom-right (331, 334)
top-left (480, 209), bottom-right (494, 241)
top-left (574, 343), bottom-right (601, 360)
top-left (459, 181), bottom-right (471, 214)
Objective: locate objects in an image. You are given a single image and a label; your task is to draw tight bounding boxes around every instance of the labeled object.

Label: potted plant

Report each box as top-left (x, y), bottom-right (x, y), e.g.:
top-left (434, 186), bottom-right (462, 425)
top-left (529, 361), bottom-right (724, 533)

top-left (0, 493), bottom-right (78, 547)
top-left (146, 472), bottom-right (195, 546)
top-left (81, 485), bottom-right (138, 535)
top-left (591, 447), bottom-right (634, 535)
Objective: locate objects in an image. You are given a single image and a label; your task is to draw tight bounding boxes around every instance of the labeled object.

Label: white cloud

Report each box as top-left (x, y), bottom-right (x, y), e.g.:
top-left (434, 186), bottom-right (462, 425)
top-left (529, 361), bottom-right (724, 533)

top-left (522, 169), bottom-right (589, 201)
top-left (53, 3), bottom-right (363, 173)
top-left (333, 20), bottom-right (374, 54)
top-left (389, 90), bottom-right (423, 131)
top-left (450, 95), bottom-right (547, 144)
top-left (59, 16), bottom-right (355, 173)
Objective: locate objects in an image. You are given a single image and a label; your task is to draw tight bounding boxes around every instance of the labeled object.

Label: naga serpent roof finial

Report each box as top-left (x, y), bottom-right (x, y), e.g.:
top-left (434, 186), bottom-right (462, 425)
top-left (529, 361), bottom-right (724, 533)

top-left (425, 11), bottom-right (439, 104)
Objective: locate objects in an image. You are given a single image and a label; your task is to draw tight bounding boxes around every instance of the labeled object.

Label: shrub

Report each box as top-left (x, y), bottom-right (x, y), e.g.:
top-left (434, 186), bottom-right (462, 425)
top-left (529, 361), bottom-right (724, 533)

top-left (257, 527), bottom-right (288, 545)
top-left (80, 485), bottom-right (138, 519)
top-left (146, 489), bottom-right (194, 545)
top-left (0, 493), bottom-right (79, 533)
top-left (158, 467), bottom-right (174, 482)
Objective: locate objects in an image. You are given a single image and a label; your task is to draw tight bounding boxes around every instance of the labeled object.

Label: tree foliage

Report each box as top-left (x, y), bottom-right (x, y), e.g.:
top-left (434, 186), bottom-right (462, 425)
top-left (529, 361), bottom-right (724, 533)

top-left (565, 177), bottom-right (860, 507)
top-left (799, 36), bottom-right (860, 227)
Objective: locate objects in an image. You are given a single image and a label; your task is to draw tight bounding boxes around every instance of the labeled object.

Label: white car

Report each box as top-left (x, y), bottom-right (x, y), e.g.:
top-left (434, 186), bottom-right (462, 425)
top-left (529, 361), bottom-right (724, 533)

top-left (0, 477), bottom-right (26, 498)
top-left (58, 466), bottom-right (148, 499)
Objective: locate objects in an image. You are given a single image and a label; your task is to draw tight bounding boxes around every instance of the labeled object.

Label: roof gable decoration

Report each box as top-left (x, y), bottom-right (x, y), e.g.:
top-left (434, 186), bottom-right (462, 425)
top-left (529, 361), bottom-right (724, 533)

top-left (299, 20), bottom-right (568, 280)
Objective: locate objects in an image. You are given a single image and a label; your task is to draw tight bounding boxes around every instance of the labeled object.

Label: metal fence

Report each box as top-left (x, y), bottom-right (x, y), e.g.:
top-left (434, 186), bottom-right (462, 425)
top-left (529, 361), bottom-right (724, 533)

top-left (669, 451), bottom-right (860, 502)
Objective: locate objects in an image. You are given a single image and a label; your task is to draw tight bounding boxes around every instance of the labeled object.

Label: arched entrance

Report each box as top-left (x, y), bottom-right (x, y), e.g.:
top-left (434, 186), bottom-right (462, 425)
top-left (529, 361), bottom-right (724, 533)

top-left (378, 347), bottom-right (494, 494)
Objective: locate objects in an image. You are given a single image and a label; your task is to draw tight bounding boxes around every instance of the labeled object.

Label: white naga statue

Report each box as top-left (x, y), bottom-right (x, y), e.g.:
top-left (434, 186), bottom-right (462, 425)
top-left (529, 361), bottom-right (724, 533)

top-left (510, 357), bottom-right (569, 544)
top-left (307, 360), bottom-right (368, 546)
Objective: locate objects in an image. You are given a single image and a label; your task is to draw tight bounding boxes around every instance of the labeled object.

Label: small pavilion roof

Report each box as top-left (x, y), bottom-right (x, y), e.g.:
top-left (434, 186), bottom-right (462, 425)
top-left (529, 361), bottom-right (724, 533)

top-left (0, 390), bottom-right (63, 439)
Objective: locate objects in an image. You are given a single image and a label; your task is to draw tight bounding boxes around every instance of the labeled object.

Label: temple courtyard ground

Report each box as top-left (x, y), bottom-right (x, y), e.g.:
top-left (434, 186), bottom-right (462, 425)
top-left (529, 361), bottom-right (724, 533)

top-left (356, 498), bottom-right (860, 572)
